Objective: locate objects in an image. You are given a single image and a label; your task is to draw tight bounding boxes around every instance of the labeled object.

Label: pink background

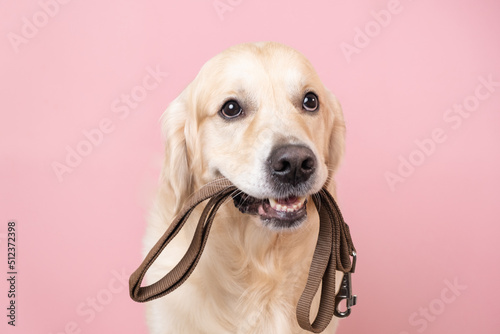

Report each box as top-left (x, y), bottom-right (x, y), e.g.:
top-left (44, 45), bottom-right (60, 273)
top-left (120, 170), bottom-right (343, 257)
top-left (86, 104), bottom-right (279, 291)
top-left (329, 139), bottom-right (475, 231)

top-left (1, 0), bottom-right (500, 333)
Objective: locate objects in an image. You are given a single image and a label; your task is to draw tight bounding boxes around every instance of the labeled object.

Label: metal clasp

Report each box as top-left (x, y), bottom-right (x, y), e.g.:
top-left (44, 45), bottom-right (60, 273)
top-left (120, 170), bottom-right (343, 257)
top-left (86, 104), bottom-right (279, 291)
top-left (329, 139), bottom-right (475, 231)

top-left (334, 251), bottom-right (357, 318)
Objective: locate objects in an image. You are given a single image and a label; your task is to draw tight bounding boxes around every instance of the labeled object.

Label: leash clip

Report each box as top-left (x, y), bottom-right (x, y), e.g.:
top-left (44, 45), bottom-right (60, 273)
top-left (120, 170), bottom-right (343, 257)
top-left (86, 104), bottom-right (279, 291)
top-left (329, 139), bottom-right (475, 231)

top-left (334, 251), bottom-right (357, 318)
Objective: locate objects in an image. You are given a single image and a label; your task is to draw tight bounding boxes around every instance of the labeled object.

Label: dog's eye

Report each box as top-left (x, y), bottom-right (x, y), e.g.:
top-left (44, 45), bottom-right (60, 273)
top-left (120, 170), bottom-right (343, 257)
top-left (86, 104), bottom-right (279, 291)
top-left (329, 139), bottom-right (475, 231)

top-left (303, 93), bottom-right (319, 112)
top-left (220, 100), bottom-right (243, 119)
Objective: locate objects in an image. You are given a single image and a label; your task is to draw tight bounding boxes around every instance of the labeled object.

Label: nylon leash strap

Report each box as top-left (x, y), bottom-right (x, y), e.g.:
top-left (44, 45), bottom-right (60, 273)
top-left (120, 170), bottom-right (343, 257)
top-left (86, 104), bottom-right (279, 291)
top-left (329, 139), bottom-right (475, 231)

top-left (129, 178), bottom-right (357, 333)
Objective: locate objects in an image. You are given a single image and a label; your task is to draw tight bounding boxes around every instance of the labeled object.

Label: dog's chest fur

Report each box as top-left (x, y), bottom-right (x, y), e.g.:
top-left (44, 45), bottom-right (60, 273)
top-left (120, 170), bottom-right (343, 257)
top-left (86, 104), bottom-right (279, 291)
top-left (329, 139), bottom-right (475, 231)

top-left (143, 199), bottom-right (338, 334)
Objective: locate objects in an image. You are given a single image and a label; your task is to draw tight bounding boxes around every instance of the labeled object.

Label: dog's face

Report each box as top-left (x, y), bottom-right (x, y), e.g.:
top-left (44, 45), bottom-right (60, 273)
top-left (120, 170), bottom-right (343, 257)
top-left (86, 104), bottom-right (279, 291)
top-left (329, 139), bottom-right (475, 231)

top-left (162, 42), bottom-right (345, 230)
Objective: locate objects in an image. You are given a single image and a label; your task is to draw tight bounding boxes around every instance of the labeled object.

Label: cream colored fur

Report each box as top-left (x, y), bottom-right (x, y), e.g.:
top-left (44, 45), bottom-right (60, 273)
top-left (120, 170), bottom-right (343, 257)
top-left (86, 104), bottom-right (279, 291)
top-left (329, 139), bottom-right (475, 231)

top-left (143, 42), bottom-right (346, 334)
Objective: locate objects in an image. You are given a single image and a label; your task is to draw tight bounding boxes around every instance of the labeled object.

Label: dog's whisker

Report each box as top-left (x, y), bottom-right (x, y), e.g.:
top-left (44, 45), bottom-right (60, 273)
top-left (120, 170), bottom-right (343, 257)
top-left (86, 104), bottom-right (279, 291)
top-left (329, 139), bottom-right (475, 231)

top-left (229, 190), bottom-right (244, 202)
top-left (230, 190), bottom-right (243, 198)
top-left (229, 190), bottom-right (244, 204)
top-left (219, 192), bottom-right (243, 210)
top-left (238, 195), bottom-right (254, 207)
top-left (313, 193), bottom-right (322, 212)
top-left (230, 189), bottom-right (260, 209)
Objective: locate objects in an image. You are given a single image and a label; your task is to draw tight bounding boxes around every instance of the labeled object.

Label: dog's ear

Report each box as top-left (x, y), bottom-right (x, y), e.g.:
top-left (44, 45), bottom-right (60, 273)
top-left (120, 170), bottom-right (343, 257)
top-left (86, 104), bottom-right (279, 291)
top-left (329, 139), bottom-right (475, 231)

top-left (325, 90), bottom-right (346, 192)
top-left (160, 90), bottom-right (193, 213)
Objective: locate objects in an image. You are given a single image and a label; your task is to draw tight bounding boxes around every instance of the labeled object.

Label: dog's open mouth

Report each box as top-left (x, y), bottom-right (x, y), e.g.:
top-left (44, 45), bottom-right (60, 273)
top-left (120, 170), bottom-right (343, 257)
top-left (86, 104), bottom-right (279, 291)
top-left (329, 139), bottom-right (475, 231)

top-left (232, 192), bottom-right (308, 229)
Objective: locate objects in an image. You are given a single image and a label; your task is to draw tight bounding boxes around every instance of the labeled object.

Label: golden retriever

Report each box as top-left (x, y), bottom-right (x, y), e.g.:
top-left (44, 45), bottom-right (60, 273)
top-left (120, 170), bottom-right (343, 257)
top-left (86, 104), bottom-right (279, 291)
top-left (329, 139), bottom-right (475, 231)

top-left (142, 42), bottom-right (346, 334)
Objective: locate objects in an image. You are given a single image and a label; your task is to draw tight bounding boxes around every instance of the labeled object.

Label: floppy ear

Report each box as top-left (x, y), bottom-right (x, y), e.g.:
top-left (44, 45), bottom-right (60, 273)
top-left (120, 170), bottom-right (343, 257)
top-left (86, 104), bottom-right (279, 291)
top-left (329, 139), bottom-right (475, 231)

top-left (160, 91), bottom-right (193, 213)
top-left (325, 90), bottom-right (346, 191)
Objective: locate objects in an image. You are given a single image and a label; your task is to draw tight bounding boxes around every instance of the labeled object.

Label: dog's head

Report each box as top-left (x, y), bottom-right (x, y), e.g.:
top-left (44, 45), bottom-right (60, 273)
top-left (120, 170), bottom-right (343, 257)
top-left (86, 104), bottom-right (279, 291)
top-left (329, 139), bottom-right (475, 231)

top-left (161, 42), bottom-right (345, 230)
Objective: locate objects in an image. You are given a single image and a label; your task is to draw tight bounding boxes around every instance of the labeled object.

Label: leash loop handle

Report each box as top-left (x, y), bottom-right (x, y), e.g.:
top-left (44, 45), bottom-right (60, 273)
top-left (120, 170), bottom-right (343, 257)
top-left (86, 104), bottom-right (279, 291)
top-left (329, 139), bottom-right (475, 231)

top-left (129, 179), bottom-right (236, 302)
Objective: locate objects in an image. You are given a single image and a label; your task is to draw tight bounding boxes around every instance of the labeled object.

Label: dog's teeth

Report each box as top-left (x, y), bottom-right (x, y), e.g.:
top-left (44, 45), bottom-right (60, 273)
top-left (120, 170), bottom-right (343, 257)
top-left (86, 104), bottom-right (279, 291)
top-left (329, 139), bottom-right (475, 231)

top-left (269, 196), bottom-right (307, 212)
top-left (277, 204), bottom-right (288, 212)
top-left (269, 198), bottom-right (277, 209)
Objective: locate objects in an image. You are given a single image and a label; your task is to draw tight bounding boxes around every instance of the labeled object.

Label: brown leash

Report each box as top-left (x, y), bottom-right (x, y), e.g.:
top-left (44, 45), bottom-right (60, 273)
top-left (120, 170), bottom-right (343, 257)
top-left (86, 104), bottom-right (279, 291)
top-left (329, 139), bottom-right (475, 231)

top-left (129, 178), bottom-right (357, 333)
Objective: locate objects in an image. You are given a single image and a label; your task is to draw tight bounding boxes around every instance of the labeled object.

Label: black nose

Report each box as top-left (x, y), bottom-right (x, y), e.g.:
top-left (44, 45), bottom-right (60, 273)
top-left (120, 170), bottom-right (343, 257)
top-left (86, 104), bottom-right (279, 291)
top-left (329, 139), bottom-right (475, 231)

top-left (268, 145), bottom-right (316, 186)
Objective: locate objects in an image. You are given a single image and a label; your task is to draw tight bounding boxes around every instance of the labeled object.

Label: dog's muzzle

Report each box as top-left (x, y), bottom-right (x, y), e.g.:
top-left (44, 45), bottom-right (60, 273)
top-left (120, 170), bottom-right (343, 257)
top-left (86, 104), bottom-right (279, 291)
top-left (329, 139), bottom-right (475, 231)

top-left (232, 144), bottom-right (318, 229)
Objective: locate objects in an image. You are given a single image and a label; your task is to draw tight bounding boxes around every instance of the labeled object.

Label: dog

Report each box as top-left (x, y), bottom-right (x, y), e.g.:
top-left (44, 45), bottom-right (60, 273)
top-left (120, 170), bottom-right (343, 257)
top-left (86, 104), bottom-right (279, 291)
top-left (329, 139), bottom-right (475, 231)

top-left (142, 42), bottom-right (346, 334)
